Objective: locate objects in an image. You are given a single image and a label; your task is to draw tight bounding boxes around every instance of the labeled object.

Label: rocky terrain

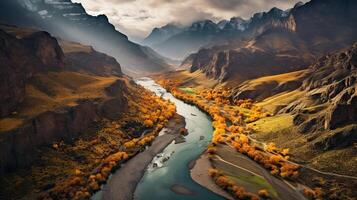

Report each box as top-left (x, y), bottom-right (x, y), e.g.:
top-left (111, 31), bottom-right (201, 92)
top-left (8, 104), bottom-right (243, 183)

top-left (0, 24), bottom-right (127, 173)
top-left (0, 0), bottom-right (172, 75)
top-left (143, 23), bottom-right (184, 47)
top-left (155, 42), bottom-right (357, 199)
top-left (227, 43), bottom-right (357, 177)
top-left (283, 43), bottom-right (357, 149)
top-left (0, 23), bottom-right (180, 199)
top-left (159, 0), bottom-right (357, 82)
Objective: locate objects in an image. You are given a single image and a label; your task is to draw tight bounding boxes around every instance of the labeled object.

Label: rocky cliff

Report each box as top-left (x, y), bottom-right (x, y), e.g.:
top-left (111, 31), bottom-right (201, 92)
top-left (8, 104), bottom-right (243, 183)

top-left (233, 43), bottom-right (357, 151)
top-left (285, 43), bottom-right (357, 143)
top-left (188, 27), bottom-right (313, 82)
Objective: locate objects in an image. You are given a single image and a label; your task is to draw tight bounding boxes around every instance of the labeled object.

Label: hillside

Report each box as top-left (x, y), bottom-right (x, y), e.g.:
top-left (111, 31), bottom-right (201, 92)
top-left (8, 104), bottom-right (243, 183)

top-left (154, 42), bottom-right (357, 199)
top-left (0, 24), bottom-right (180, 199)
top-left (178, 42), bottom-right (357, 176)
top-left (0, 0), bottom-right (172, 76)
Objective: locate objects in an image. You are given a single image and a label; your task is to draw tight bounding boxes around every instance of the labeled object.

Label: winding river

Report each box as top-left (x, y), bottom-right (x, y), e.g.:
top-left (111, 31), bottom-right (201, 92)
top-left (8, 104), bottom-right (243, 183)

top-left (133, 78), bottom-right (225, 200)
top-left (92, 78), bottom-right (305, 200)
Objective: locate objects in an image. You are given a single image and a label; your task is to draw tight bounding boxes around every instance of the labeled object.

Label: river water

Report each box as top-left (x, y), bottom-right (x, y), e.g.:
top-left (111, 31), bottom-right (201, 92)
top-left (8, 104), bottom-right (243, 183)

top-left (134, 78), bottom-right (225, 200)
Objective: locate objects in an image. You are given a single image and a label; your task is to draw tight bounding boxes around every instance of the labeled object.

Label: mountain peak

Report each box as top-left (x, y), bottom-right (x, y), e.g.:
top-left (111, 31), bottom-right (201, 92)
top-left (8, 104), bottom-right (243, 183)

top-left (294, 1), bottom-right (305, 8)
top-left (188, 20), bottom-right (218, 32)
top-left (143, 23), bottom-right (183, 46)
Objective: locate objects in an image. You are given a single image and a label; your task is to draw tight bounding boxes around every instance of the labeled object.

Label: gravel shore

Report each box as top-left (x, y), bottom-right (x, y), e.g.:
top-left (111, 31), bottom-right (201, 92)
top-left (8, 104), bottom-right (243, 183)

top-left (190, 153), bottom-right (234, 200)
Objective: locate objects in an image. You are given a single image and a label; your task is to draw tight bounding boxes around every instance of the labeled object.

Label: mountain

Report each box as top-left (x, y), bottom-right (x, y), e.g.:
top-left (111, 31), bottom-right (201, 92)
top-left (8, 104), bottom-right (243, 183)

top-left (145, 6), bottom-right (294, 60)
top-left (222, 17), bottom-right (249, 33)
top-left (143, 23), bottom-right (183, 46)
top-left (0, 0), bottom-right (171, 76)
top-left (184, 0), bottom-right (357, 83)
top-left (147, 20), bottom-right (222, 60)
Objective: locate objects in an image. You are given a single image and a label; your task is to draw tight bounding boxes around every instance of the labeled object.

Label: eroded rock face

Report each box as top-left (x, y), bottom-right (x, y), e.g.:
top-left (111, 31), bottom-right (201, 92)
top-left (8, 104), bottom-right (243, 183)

top-left (0, 29), bottom-right (64, 117)
top-left (325, 89), bottom-right (357, 130)
top-left (274, 43), bottom-right (357, 149)
top-left (299, 43), bottom-right (357, 130)
top-left (188, 29), bottom-right (312, 82)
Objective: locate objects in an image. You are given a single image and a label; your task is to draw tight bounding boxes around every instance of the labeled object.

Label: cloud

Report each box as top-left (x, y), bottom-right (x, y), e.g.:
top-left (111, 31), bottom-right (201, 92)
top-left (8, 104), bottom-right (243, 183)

top-left (73, 0), bottom-right (307, 41)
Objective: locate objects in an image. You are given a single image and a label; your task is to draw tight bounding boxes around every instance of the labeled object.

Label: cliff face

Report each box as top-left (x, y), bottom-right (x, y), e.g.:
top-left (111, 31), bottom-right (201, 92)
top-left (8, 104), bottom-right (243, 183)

top-left (0, 28), bottom-right (64, 117)
top-left (287, 43), bottom-right (357, 137)
top-left (188, 28), bottom-right (313, 82)
top-left (233, 43), bottom-right (357, 151)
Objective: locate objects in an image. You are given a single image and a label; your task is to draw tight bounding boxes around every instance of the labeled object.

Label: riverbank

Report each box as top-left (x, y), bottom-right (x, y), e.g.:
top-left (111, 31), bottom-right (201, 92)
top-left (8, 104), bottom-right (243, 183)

top-left (98, 114), bottom-right (186, 200)
top-left (190, 153), bottom-right (234, 200)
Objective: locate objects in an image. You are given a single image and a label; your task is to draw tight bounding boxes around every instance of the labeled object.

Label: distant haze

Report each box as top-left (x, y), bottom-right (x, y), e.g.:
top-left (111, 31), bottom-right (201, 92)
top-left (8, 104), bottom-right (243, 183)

top-left (73, 0), bottom-right (307, 42)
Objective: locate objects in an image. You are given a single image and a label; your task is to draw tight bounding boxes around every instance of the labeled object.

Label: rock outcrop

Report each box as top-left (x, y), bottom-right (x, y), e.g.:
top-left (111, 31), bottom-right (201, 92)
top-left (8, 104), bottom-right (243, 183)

top-left (280, 43), bottom-right (357, 149)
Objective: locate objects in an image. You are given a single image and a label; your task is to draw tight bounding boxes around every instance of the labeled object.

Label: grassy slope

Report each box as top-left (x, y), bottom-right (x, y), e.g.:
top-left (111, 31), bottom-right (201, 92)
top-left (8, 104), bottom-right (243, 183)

top-left (251, 104), bottom-right (357, 176)
top-left (160, 68), bottom-right (356, 197)
top-left (0, 71), bottom-right (119, 132)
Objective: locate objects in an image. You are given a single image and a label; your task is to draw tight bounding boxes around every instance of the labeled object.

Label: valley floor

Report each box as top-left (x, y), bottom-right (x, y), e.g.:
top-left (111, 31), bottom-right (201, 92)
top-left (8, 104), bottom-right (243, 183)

top-left (153, 70), bottom-right (357, 200)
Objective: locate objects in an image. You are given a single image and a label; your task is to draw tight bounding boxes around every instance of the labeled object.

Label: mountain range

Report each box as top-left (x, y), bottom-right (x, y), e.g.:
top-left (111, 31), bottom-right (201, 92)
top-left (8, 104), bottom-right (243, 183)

top-left (0, 0), bottom-right (172, 76)
top-left (184, 0), bottom-right (357, 83)
top-left (144, 0), bottom-right (357, 73)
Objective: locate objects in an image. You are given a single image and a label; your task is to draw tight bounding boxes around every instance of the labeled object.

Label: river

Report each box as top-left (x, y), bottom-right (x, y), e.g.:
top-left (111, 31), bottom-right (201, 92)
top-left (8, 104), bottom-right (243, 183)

top-left (93, 77), bottom-right (305, 200)
top-left (133, 78), bottom-right (225, 200)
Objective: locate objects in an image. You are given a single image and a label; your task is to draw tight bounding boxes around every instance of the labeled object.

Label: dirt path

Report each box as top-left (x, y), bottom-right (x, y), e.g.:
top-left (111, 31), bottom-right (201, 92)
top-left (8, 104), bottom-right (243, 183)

top-left (98, 114), bottom-right (185, 200)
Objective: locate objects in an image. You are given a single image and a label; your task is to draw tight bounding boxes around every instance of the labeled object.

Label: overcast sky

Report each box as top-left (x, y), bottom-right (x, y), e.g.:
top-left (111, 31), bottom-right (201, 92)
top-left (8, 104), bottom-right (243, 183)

top-left (73, 0), bottom-right (307, 42)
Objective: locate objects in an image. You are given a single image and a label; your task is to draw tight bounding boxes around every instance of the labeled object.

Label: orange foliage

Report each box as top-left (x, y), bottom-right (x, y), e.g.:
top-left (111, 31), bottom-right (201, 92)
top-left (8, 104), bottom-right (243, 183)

top-left (258, 189), bottom-right (270, 198)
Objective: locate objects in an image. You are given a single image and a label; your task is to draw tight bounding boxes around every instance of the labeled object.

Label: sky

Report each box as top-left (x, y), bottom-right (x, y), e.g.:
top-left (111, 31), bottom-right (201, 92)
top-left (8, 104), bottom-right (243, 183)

top-left (73, 0), bottom-right (307, 42)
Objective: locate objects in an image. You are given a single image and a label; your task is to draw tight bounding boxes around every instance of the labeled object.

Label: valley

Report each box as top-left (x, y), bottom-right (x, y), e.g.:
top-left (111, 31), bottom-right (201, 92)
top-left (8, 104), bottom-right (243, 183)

top-left (0, 0), bottom-right (357, 200)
